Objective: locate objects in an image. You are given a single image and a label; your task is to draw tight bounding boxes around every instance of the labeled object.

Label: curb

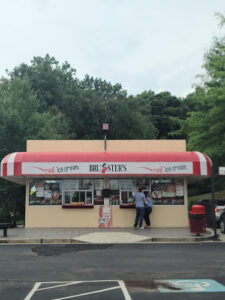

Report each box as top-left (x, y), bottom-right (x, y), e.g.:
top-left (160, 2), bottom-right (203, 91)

top-left (0, 230), bottom-right (215, 244)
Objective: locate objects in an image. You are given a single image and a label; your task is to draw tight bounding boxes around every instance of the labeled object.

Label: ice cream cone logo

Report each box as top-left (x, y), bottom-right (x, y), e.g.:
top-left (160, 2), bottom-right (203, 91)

top-left (101, 163), bottom-right (108, 174)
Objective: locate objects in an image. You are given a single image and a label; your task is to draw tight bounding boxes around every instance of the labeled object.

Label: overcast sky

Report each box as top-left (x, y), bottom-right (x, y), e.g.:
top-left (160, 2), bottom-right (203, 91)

top-left (0, 0), bottom-right (224, 98)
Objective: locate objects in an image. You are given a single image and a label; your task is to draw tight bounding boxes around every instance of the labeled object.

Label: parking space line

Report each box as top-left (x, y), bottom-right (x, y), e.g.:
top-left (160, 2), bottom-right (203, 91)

top-left (51, 286), bottom-right (121, 300)
top-left (24, 280), bottom-right (132, 300)
top-left (37, 282), bottom-right (83, 291)
top-left (118, 280), bottom-right (132, 300)
top-left (24, 282), bottom-right (41, 300)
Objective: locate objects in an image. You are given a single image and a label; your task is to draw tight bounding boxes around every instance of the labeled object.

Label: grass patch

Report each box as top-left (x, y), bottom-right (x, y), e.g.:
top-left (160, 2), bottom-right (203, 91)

top-left (189, 190), bottom-right (225, 202)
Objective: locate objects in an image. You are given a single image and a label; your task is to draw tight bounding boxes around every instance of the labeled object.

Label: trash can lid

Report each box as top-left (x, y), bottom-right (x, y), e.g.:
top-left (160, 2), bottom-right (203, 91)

top-left (190, 205), bottom-right (205, 214)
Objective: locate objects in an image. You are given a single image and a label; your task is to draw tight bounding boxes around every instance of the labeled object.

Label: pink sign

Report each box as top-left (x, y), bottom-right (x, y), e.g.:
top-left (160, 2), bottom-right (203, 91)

top-left (99, 205), bottom-right (113, 228)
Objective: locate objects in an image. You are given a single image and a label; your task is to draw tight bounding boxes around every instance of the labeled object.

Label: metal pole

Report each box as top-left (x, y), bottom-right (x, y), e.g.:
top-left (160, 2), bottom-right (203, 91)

top-left (104, 134), bottom-right (107, 151)
top-left (211, 165), bottom-right (217, 239)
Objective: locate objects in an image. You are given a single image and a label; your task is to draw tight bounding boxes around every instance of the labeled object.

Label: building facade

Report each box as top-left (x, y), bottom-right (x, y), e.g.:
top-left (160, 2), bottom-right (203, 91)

top-left (0, 140), bottom-right (211, 228)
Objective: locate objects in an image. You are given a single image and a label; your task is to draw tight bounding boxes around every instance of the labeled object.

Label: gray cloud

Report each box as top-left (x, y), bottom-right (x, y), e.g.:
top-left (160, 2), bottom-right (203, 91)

top-left (0, 0), bottom-right (224, 97)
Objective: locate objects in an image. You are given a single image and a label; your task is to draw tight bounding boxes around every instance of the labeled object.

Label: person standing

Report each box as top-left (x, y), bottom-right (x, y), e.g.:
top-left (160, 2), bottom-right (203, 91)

top-left (133, 187), bottom-right (145, 229)
top-left (144, 192), bottom-right (153, 229)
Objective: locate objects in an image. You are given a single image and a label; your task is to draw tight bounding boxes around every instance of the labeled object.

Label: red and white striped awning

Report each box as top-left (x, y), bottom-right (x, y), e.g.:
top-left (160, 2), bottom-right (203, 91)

top-left (1, 151), bottom-right (211, 184)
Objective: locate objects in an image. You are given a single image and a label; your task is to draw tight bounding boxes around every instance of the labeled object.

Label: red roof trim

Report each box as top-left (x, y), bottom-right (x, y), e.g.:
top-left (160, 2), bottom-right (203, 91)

top-left (12, 151), bottom-right (208, 162)
top-left (1, 151), bottom-right (212, 178)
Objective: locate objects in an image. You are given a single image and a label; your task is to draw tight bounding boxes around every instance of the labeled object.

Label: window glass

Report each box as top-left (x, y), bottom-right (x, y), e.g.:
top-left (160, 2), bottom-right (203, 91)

top-left (121, 190), bottom-right (135, 205)
top-left (94, 179), bottom-right (104, 205)
top-left (110, 190), bottom-right (120, 205)
top-left (136, 178), bottom-right (150, 190)
top-left (109, 179), bottom-right (119, 190)
top-left (120, 179), bottom-right (135, 190)
top-left (63, 180), bottom-right (79, 190)
top-left (109, 179), bottom-right (119, 205)
top-left (80, 179), bottom-right (93, 190)
top-left (86, 191), bottom-right (93, 204)
top-left (121, 191), bottom-right (128, 203)
top-left (94, 179), bottom-right (104, 190)
top-left (64, 191), bottom-right (70, 204)
top-left (151, 178), bottom-right (184, 205)
top-left (29, 179), bottom-right (62, 205)
top-left (71, 191), bottom-right (80, 203)
top-left (80, 191), bottom-right (85, 202)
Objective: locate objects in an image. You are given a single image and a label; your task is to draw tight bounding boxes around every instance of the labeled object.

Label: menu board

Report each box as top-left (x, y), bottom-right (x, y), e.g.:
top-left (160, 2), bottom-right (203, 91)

top-left (162, 184), bottom-right (176, 197)
top-left (29, 179), bottom-right (62, 205)
top-left (176, 184), bottom-right (184, 197)
top-left (151, 178), bottom-right (184, 205)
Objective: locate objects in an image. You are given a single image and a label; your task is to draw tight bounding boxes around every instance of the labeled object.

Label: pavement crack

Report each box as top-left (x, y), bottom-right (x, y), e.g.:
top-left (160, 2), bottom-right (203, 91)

top-left (32, 244), bottom-right (113, 256)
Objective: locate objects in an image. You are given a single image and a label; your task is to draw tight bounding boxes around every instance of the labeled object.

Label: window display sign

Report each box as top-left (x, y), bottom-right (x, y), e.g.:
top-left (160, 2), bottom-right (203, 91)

top-left (176, 185), bottom-right (184, 197)
top-left (98, 205), bottom-right (113, 228)
top-left (44, 190), bottom-right (52, 199)
top-left (36, 182), bottom-right (44, 197)
top-left (161, 184), bottom-right (176, 197)
top-left (29, 179), bottom-right (62, 205)
top-left (29, 177), bottom-right (184, 206)
top-left (151, 178), bottom-right (184, 205)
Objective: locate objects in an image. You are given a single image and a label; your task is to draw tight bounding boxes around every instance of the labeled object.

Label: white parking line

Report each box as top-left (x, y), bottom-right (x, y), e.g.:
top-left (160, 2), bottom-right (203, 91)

top-left (118, 280), bottom-right (132, 300)
top-left (51, 286), bottom-right (121, 300)
top-left (37, 282), bottom-right (83, 291)
top-left (24, 282), bottom-right (41, 300)
top-left (24, 280), bottom-right (132, 300)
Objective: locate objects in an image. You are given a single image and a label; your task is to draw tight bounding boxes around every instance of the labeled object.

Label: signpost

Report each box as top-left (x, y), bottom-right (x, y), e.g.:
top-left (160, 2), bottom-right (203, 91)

top-left (219, 166), bottom-right (225, 175)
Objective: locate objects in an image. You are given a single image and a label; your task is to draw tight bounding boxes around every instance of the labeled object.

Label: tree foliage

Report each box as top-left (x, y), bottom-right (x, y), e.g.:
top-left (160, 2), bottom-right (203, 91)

top-left (178, 21), bottom-right (225, 166)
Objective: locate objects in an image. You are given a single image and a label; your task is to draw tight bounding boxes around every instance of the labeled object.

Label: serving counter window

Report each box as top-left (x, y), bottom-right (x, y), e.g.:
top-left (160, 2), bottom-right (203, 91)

top-left (94, 179), bottom-right (104, 205)
top-left (120, 179), bottom-right (136, 204)
top-left (63, 179), bottom-right (93, 205)
top-left (29, 179), bottom-right (62, 205)
top-left (109, 179), bottom-right (120, 205)
top-left (28, 178), bottom-right (185, 206)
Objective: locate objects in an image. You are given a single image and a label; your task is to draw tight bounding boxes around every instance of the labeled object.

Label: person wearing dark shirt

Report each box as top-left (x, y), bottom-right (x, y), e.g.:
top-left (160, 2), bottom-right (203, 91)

top-left (144, 192), bottom-right (153, 229)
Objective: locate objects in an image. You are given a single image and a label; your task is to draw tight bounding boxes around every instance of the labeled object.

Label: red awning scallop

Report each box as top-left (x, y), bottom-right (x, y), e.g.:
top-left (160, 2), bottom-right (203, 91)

top-left (1, 151), bottom-right (211, 184)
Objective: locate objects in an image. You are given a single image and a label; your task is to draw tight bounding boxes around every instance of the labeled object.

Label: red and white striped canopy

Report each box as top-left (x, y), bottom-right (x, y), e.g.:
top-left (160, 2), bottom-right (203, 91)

top-left (1, 151), bottom-right (211, 184)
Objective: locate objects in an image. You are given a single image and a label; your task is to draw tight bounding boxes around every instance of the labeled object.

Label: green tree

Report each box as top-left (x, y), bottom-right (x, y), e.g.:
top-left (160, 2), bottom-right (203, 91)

top-left (0, 77), bottom-right (69, 221)
top-left (179, 34), bottom-right (225, 164)
top-left (135, 91), bottom-right (185, 139)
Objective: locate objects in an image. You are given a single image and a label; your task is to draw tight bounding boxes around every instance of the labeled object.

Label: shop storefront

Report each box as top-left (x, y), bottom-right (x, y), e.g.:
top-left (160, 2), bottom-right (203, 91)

top-left (0, 140), bottom-right (211, 228)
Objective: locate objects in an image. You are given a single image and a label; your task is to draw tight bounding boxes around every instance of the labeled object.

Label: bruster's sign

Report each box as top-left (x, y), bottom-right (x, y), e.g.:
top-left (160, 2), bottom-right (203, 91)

top-left (22, 161), bottom-right (193, 175)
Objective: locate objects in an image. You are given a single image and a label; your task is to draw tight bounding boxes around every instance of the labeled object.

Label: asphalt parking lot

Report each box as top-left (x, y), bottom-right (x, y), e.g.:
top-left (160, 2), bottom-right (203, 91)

top-left (0, 243), bottom-right (225, 299)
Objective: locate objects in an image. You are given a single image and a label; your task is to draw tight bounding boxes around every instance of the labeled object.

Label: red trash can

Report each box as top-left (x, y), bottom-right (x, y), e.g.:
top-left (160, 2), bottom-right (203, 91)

top-left (189, 205), bottom-right (206, 235)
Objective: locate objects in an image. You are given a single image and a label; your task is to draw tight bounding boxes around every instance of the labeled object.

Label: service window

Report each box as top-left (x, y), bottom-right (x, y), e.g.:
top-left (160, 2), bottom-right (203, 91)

top-left (94, 179), bottom-right (104, 205)
top-left (62, 179), bottom-right (93, 205)
top-left (109, 179), bottom-right (120, 205)
top-left (120, 179), bottom-right (136, 204)
top-left (29, 179), bottom-right (62, 205)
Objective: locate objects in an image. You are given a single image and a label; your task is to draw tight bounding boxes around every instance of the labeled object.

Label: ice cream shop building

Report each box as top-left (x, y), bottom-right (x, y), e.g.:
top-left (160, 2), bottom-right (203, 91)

top-left (0, 139), bottom-right (211, 228)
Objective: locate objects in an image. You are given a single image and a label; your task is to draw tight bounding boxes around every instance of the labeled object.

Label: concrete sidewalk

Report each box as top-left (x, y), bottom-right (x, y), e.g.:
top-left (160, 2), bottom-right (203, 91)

top-left (0, 226), bottom-right (215, 244)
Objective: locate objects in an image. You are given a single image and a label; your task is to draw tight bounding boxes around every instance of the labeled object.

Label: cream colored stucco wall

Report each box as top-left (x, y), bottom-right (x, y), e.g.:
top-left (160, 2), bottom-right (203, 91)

top-left (27, 139), bottom-right (186, 152)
